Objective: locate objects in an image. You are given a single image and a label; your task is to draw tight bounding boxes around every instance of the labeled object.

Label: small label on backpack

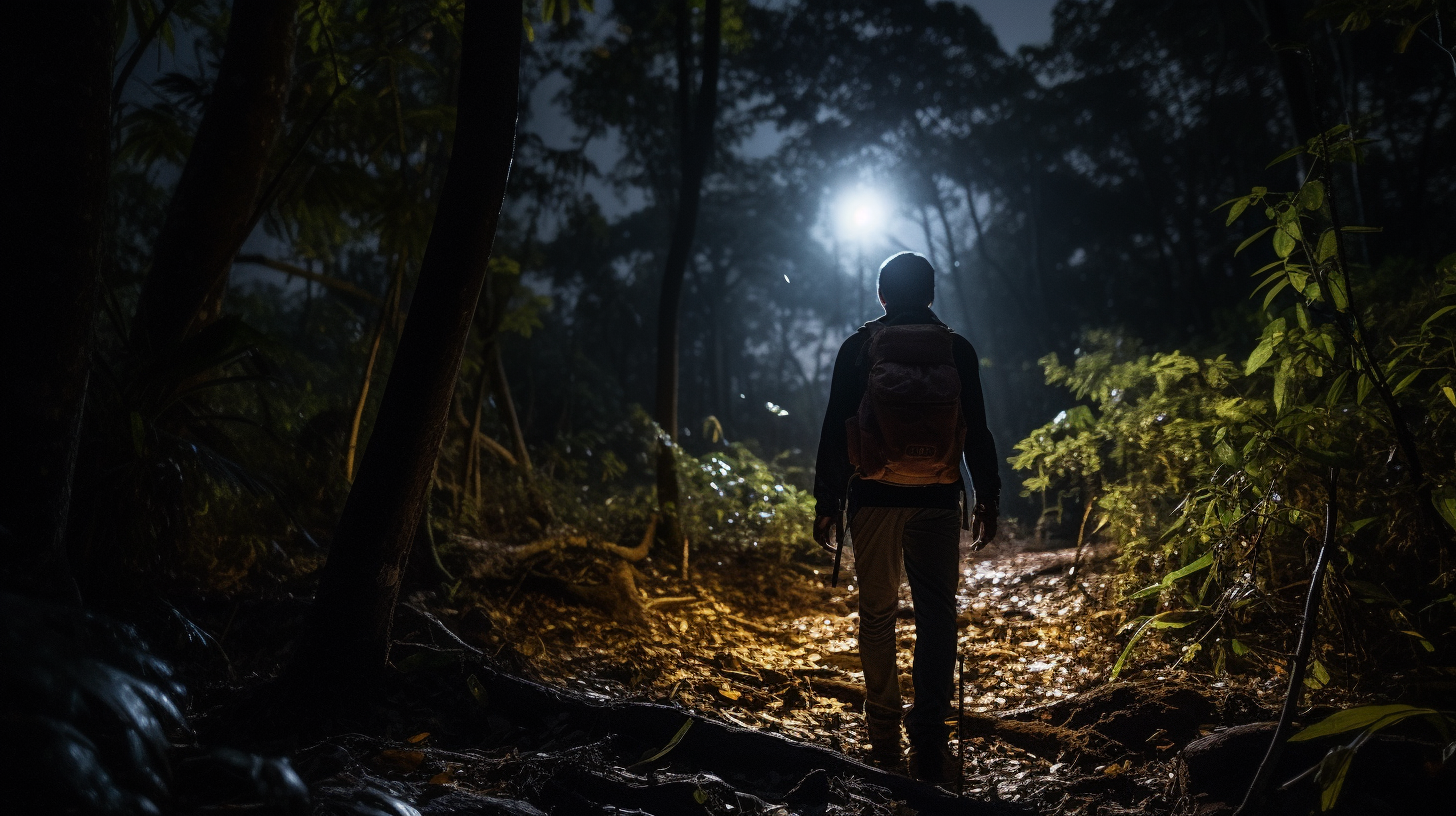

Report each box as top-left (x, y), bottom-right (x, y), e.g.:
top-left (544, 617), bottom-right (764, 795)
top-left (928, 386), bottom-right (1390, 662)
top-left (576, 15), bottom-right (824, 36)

top-left (904, 445), bottom-right (935, 458)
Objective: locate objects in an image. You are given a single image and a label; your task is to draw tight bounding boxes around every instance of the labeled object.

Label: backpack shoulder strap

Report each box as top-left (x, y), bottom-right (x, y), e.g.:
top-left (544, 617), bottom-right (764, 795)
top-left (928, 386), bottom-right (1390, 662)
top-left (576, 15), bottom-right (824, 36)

top-left (855, 322), bottom-right (887, 366)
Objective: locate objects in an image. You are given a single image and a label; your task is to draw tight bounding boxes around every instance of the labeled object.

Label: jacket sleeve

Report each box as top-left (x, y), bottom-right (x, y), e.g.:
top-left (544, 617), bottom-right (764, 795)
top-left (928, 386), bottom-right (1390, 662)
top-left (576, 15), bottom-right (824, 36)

top-left (954, 336), bottom-right (1001, 507)
top-left (813, 334), bottom-right (863, 518)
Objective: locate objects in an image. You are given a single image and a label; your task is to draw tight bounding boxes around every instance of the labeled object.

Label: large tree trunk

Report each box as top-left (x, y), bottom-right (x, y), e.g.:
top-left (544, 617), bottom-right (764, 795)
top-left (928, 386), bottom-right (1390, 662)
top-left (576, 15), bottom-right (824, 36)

top-left (0, 2), bottom-right (113, 601)
top-left (131, 0), bottom-right (298, 355)
top-left (653, 0), bottom-right (722, 546)
top-left (293, 0), bottom-right (521, 680)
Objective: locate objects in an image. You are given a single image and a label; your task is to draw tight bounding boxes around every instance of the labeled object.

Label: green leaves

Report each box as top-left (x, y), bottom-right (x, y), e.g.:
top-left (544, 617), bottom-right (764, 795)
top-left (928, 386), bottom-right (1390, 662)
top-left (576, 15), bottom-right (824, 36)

top-left (1266, 144), bottom-right (1306, 168)
top-left (1316, 229), bottom-right (1339, 263)
top-left (1245, 336), bottom-right (1275, 375)
top-left (1273, 221), bottom-right (1299, 259)
top-left (1236, 226), bottom-right (1273, 255)
top-left (1421, 305), bottom-right (1456, 332)
top-left (629, 718), bottom-right (694, 769)
top-left (1299, 180), bottom-right (1325, 210)
top-left (1433, 486), bottom-right (1456, 534)
top-left (1324, 273), bottom-right (1349, 311)
top-left (1219, 186), bottom-right (1266, 226)
top-left (1111, 611), bottom-right (1197, 680)
top-left (1315, 745), bottom-right (1356, 812)
top-left (1125, 552), bottom-right (1214, 600)
top-left (1245, 319), bottom-right (1285, 375)
top-left (1290, 703), bottom-right (1450, 810)
top-left (1226, 196), bottom-right (1251, 226)
top-left (1273, 357), bottom-right (1292, 413)
top-left (1292, 703), bottom-right (1441, 741)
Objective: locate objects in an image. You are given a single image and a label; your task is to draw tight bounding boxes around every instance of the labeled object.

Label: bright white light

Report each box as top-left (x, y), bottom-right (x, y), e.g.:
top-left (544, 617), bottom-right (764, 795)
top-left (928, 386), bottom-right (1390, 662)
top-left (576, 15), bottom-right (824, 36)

top-left (834, 187), bottom-right (889, 242)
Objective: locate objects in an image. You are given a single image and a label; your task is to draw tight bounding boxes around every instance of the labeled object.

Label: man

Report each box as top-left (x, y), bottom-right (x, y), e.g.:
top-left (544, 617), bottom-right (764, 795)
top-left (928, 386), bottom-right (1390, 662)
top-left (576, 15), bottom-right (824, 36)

top-left (813, 251), bottom-right (999, 783)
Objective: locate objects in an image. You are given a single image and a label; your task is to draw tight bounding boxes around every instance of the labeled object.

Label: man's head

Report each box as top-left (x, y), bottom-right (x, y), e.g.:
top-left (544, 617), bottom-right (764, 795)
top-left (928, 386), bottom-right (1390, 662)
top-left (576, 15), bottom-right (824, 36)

top-left (877, 252), bottom-right (935, 312)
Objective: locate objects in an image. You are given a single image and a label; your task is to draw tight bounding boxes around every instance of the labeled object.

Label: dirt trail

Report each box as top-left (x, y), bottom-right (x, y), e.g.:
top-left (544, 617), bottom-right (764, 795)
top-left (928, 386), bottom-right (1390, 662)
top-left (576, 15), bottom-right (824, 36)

top-left (426, 532), bottom-right (1258, 814)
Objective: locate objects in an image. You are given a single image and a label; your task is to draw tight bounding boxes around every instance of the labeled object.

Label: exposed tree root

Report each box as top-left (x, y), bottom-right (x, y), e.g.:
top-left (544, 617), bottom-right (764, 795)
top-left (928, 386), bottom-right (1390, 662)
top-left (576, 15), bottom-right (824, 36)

top-left (462, 661), bottom-right (1026, 814)
top-left (958, 713), bottom-right (1116, 768)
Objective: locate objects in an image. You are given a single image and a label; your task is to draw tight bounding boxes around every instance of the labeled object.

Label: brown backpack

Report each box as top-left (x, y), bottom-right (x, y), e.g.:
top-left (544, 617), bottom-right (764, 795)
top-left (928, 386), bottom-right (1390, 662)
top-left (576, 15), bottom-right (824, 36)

top-left (845, 323), bottom-right (966, 485)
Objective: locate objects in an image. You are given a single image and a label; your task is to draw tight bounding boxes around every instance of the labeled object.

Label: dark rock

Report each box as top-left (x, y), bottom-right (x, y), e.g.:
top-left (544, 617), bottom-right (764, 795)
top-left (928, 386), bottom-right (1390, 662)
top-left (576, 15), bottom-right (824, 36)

top-left (1178, 721), bottom-right (1455, 816)
top-left (419, 792), bottom-right (546, 816)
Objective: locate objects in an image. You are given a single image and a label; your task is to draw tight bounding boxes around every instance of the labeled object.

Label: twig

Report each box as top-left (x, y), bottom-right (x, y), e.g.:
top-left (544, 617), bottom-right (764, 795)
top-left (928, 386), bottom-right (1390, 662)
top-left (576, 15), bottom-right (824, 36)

top-left (235, 255), bottom-right (384, 303)
top-left (112, 0), bottom-right (184, 105)
top-left (397, 603), bottom-right (483, 656)
top-left (644, 596), bottom-right (699, 608)
top-left (723, 613), bottom-right (784, 637)
top-left (1235, 467), bottom-right (1339, 815)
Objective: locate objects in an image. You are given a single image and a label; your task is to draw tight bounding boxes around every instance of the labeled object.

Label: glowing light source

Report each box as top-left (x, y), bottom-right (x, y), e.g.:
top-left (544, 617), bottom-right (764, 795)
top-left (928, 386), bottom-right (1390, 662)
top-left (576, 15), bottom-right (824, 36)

top-left (834, 187), bottom-right (890, 242)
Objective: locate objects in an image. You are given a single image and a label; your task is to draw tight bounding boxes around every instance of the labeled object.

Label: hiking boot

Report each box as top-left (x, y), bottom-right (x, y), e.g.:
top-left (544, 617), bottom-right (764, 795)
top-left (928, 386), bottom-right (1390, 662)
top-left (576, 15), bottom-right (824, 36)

top-left (865, 716), bottom-right (905, 774)
top-left (908, 740), bottom-right (957, 786)
top-left (867, 743), bottom-right (906, 773)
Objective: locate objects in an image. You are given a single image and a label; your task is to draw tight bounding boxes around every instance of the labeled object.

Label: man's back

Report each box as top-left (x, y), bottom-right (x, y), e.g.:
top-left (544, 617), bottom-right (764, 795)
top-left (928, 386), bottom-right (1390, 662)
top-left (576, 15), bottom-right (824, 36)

top-left (813, 305), bottom-right (1000, 521)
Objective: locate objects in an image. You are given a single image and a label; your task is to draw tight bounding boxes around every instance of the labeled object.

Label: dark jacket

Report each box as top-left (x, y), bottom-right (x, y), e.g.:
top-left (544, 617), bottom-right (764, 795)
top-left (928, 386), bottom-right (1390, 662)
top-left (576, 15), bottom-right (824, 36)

top-left (812, 306), bottom-right (1000, 520)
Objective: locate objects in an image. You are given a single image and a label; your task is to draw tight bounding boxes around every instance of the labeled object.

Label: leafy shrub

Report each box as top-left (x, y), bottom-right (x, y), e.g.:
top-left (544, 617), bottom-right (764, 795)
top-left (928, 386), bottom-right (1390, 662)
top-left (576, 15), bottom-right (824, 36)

top-left (675, 438), bottom-right (817, 562)
top-left (455, 406), bottom-right (815, 563)
top-left (1014, 128), bottom-right (1456, 682)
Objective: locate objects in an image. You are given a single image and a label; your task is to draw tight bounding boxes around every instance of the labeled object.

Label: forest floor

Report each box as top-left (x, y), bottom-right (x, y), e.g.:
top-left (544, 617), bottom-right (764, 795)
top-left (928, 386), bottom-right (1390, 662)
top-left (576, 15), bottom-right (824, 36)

top-left (379, 528), bottom-right (1290, 816)
top-left (164, 523), bottom-right (1456, 816)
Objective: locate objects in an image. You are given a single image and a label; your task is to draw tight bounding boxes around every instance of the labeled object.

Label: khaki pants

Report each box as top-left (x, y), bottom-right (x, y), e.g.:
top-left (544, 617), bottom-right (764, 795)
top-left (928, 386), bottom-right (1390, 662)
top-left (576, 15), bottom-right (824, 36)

top-left (851, 506), bottom-right (960, 746)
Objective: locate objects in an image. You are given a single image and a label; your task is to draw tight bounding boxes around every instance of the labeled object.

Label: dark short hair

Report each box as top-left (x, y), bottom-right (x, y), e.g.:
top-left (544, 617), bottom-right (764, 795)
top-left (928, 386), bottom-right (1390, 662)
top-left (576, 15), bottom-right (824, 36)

top-left (877, 252), bottom-right (935, 309)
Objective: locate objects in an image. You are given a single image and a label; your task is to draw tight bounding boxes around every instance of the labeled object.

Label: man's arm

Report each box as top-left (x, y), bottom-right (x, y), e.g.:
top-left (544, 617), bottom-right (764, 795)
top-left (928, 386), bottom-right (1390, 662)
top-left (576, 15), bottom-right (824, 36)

top-left (813, 334), bottom-right (863, 524)
top-left (953, 336), bottom-right (1001, 508)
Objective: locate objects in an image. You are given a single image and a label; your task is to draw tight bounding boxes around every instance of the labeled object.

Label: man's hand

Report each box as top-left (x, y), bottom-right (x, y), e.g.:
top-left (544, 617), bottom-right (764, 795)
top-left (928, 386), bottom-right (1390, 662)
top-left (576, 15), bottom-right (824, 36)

top-left (971, 503), bottom-right (998, 551)
top-left (814, 514), bottom-right (839, 554)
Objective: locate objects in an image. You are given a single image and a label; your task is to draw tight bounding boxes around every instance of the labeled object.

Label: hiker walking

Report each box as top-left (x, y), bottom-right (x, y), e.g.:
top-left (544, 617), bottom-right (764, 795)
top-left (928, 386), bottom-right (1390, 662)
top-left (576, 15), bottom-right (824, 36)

top-left (813, 251), bottom-right (999, 783)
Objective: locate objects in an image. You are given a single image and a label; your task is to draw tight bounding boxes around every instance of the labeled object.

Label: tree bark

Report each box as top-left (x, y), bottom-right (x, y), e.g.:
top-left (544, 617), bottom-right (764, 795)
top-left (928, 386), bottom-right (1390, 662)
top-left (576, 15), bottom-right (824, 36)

top-left (654, 0), bottom-right (722, 545)
top-left (293, 0), bottom-right (521, 680)
top-left (0, 2), bottom-right (112, 601)
top-left (131, 0), bottom-right (298, 355)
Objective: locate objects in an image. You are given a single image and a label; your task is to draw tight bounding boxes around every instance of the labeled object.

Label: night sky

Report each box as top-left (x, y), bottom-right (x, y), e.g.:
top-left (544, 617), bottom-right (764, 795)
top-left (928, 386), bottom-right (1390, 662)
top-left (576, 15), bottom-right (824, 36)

top-left (960, 0), bottom-right (1057, 50)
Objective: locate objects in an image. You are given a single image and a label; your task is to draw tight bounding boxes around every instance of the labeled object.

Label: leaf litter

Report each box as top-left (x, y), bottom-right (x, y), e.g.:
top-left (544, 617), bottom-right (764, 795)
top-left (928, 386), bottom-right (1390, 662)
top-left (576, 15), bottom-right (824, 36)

top-left (399, 528), bottom-right (1289, 815)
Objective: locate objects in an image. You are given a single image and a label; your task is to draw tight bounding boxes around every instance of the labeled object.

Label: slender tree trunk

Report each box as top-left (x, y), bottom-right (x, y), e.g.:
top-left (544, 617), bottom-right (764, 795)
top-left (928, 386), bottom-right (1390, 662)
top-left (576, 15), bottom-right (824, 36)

top-left (0, 2), bottom-right (113, 601)
top-left (292, 0), bottom-right (521, 681)
top-left (131, 0), bottom-right (298, 355)
top-left (1259, 0), bottom-right (1321, 158)
top-left (655, 0), bottom-right (722, 545)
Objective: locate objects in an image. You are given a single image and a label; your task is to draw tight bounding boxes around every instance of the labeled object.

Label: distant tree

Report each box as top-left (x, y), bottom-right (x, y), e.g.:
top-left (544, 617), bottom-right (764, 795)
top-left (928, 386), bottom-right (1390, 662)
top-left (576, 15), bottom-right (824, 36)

top-left (653, 0), bottom-right (723, 547)
top-left (131, 0), bottom-right (299, 354)
top-left (0, 2), bottom-right (113, 601)
top-left (292, 0), bottom-right (523, 679)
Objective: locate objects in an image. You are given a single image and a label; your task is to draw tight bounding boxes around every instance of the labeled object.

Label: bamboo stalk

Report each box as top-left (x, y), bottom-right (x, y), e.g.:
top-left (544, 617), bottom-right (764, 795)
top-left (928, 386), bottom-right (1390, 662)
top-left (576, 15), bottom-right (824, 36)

top-left (345, 259), bottom-right (404, 481)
